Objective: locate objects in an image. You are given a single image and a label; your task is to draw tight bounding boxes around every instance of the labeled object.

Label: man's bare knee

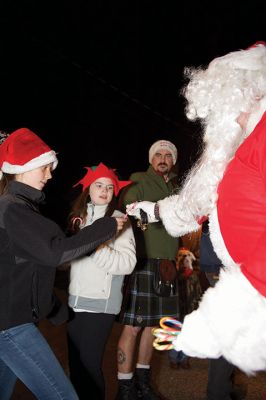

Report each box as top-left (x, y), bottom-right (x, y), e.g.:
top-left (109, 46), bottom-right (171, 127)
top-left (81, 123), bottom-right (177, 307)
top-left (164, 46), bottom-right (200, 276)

top-left (124, 325), bottom-right (142, 337)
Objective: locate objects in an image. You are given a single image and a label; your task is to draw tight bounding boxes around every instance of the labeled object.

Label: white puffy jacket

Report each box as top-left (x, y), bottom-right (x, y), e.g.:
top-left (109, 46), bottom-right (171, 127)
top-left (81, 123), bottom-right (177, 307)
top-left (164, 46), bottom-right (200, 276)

top-left (68, 203), bottom-right (136, 314)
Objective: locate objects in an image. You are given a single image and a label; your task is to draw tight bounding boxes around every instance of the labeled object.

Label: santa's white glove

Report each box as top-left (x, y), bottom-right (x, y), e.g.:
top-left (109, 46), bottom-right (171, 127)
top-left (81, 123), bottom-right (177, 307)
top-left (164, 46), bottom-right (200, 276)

top-left (126, 201), bottom-right (159, 223)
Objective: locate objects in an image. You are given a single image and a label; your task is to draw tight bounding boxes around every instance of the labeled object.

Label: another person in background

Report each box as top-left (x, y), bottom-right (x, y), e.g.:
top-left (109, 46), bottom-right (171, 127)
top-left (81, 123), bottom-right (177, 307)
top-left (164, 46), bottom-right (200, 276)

top-left (200, 220), bottom-right (222, 288)
top-left (126, 42), bottom-right (266, 381)
top-left (115, 140), bottom-right (179, 400)
top-left (67, 163), bottom-right (136, 400)
top-left (0, 129), bottom-right (123, 400)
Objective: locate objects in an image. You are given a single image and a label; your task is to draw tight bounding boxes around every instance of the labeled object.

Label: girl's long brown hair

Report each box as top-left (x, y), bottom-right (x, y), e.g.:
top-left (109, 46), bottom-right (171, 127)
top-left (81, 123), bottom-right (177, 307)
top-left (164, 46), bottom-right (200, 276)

top-left (67, 186), bottom-right (117, 234)
top-left (0, 173), bottom-right (15, 195)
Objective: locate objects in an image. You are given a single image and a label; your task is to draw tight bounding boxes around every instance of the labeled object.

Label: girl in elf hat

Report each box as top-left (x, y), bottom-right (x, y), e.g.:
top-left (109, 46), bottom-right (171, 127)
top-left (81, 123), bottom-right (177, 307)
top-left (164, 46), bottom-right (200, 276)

top-left (0, 129), bottom-right (125, 400)
top-left (66, 163), bottom-right (136, 400)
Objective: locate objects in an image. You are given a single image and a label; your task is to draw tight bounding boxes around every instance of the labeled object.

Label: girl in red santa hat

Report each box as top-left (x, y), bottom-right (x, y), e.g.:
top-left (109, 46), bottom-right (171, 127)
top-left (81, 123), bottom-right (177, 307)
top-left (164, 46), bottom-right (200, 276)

top-left (126, 42), bottom-right (266, 378)
top-left (0, 129), bottom-right (126, 399)
top-left (66, 163), bottom-right (136, 400)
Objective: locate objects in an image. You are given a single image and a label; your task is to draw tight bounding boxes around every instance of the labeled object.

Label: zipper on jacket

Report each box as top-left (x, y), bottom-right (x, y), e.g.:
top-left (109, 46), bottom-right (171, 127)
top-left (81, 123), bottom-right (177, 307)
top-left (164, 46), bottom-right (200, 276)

top-left (31, 271), bottom-right (39, 321)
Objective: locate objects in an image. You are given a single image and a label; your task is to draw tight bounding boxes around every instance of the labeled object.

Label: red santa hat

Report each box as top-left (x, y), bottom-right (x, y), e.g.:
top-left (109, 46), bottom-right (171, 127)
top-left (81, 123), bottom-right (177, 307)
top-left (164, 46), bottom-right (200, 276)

top-left (0, 128), bottom-right (58, 180)
top-left (73, 162), bottom-right (131, 196)
top-left (149, 140), bottom-right (178, 165)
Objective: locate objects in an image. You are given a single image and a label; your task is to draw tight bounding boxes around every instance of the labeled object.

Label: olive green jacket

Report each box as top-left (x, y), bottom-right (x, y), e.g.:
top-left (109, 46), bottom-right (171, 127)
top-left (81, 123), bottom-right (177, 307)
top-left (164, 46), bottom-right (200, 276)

top-left (120, 166), bottom-right (179, 260)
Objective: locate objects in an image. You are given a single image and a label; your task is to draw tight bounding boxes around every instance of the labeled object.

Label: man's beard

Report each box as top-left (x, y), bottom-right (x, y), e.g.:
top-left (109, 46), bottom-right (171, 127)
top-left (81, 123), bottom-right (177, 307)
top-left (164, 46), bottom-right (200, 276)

top-left (155, 163), bottom-right (169, 176)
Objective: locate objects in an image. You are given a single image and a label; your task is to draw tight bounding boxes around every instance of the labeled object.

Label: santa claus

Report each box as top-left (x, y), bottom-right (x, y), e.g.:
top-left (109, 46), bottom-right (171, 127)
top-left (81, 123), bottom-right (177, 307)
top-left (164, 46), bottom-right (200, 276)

top-left (127, 42), bottom-right (266, 375)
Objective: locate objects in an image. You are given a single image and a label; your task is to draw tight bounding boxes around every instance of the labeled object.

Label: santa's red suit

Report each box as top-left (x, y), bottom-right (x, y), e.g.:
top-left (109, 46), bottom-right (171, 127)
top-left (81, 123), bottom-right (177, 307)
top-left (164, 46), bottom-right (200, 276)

top-left (217, 112), bottom-right (266, 296)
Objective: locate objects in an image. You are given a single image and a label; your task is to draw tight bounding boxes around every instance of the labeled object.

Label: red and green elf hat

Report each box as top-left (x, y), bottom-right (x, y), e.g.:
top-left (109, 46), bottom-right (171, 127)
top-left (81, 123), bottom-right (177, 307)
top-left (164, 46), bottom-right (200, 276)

top-left (73, 162), bottom-right (131, 196)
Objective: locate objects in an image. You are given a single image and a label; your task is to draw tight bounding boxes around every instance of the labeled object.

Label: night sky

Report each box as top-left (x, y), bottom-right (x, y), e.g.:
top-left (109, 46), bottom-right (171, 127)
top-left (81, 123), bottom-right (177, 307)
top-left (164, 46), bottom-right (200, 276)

top-left (0, 1), bottom-right (265, 223)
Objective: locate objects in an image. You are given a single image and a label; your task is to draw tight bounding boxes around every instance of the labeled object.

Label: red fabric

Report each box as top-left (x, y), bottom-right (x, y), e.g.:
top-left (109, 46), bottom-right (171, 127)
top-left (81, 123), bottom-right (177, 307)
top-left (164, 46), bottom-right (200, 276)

top-left (247, 41), bottom-right (266, 49)
top-left (217, 112), bottom-right (266, 296)
top-left (0, 128), bottom-right (51, 167)
top-left (196, 215), bottom-right (208, 225)
top-left (182, 268), bottom-right (193, 278)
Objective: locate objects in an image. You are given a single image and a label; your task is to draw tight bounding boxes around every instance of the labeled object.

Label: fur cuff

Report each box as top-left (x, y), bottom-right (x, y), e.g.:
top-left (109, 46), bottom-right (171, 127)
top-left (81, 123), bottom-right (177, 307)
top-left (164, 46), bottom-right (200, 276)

top-left (158, 195), bottom-right (200, 237)
top-left (174, 266), bottom-right (266, 375)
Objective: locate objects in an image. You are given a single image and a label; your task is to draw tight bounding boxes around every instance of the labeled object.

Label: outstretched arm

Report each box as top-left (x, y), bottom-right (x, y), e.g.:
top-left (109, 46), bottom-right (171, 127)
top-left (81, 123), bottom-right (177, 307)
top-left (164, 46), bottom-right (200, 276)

top-left (126, 196), bottom-right (201, 237)
top-left (126, 201), bottom-right (159, 223)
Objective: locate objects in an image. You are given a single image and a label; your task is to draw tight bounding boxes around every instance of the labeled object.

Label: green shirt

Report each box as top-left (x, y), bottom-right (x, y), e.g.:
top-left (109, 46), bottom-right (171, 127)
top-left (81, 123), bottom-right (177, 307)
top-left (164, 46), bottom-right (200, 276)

top-left (121, 166), bottom-right (179, 260)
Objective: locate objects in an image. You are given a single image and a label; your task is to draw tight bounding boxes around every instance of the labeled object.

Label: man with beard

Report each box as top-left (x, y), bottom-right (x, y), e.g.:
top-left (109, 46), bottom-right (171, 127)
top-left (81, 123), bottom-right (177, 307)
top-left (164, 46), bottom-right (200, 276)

top-left (115, 140), bottom-right (179, 400)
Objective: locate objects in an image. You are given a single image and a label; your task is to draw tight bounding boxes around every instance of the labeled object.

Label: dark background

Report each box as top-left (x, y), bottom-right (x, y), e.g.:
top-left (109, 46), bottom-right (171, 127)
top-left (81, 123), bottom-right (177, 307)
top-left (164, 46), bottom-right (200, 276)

top-left (0, 0), bottom-right (265, 224)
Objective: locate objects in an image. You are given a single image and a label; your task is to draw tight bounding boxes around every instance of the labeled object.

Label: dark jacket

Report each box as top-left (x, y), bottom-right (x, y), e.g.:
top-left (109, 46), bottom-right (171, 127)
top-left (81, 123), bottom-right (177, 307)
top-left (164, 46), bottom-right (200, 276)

top-left (0, 181), bottom-right (116, 330)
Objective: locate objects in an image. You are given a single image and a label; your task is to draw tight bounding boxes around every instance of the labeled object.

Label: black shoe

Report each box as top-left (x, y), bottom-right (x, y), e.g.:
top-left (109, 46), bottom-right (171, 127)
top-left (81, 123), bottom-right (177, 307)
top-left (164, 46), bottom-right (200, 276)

top-left (135, 368), bottom-right (162, 400)
top-left (115, 378), bottom-right (138, 400)
top-left (231, 383), bottom-right (248, 400)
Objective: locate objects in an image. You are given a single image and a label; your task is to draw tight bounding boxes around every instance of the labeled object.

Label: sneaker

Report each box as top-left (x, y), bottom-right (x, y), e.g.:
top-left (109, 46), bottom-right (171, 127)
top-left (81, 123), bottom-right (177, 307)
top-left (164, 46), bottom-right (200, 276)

top-left (115, 378), bottom-right (138, 400)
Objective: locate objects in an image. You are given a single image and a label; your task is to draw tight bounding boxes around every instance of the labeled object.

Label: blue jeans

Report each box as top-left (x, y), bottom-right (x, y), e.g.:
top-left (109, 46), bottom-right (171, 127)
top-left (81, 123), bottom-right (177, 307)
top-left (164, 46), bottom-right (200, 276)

top-left (0, 323), bottom-right (78, 400)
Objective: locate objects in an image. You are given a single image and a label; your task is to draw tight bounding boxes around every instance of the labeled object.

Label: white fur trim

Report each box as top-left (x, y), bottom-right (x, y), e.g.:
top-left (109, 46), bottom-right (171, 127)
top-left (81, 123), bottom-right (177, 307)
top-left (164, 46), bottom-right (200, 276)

top-left (173, 206), bottom-right (266, 374)
top-left (245, 96), bottom-right (266, 137)
top-left (1, 151), bottom-right (58, 174)
top-left (174, 261), bottom-right (266, 375)
top-left (208, 208), bottom-right (236, 268)
top-left (158, 194), bottom-right (200, 237)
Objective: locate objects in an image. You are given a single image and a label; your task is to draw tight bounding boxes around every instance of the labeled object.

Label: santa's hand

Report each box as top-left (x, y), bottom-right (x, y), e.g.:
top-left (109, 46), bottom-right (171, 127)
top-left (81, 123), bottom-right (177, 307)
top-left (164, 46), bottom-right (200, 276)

top-left (126, 201), bottom-right (159, 223)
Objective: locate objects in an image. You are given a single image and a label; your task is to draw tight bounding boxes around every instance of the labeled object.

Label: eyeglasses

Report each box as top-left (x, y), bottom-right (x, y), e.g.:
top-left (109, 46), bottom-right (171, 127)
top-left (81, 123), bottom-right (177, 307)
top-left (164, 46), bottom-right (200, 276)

top-left (93, 182), bottom-right (114, 192)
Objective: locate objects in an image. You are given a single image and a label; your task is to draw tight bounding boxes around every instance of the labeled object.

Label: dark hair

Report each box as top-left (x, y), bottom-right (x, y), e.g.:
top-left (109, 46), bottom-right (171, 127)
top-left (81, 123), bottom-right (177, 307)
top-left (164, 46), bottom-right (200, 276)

top-left (67, 186), bottom-right (117, 234)
top-left (0, 173), bottom-right (15, 195)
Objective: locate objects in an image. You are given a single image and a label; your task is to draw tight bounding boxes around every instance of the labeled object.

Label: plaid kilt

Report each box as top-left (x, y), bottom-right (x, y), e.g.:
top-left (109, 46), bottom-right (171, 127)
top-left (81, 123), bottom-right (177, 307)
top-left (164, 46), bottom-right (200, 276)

top-left (119, 258), bottom-right (179, 327)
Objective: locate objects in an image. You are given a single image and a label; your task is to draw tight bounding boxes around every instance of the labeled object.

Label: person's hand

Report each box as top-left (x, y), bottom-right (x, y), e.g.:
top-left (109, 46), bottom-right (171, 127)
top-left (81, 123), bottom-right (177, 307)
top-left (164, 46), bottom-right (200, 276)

top-left (126, 201), bottom-right (159, 223)
top-left (114, 215), bottom-right (128, 233)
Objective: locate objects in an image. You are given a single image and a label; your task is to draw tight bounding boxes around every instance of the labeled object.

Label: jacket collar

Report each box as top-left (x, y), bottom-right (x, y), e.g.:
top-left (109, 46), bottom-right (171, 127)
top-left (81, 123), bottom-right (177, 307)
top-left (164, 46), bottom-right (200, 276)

top-left (8, 181), bottom-right (45, 204)
top-left (85, 202), bottom-right (108, 226)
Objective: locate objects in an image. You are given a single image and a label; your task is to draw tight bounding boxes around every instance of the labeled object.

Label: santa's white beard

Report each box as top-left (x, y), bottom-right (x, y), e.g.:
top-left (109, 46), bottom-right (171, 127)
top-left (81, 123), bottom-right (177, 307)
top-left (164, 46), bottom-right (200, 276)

top-left (245, 96), bottom-right (266, 137)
